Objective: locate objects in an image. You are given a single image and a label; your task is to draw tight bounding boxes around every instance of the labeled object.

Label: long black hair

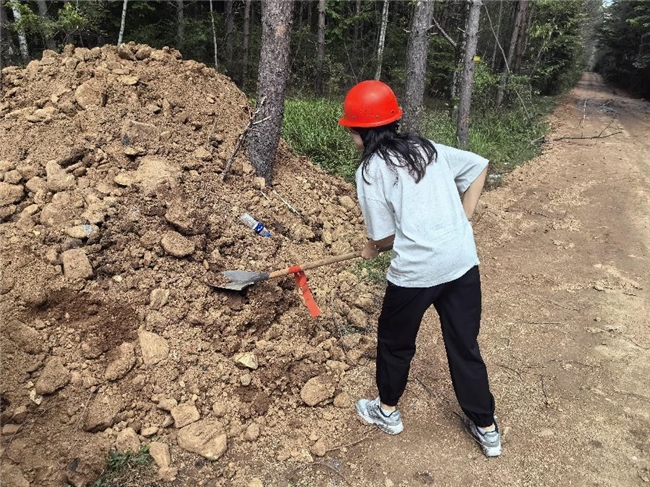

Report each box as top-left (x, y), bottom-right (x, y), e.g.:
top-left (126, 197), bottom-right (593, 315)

top-left (355, 121), bottom-right (437, 184)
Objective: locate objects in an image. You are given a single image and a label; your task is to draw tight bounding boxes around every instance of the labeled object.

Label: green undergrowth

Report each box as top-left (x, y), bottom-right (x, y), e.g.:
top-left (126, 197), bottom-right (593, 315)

top-left (283, 95), bottom-right (556, 284)
top-left (89, 447), bottom-right (156, 487)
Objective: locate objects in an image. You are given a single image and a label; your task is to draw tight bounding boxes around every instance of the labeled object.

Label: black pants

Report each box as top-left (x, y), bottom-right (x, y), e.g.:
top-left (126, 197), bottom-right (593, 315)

top-left (376, 266), bottom-right (495, 427)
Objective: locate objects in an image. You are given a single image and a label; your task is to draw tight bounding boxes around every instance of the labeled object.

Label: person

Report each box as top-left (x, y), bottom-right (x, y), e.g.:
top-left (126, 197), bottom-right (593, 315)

top-left (338, 80), bottom-right (501, 458)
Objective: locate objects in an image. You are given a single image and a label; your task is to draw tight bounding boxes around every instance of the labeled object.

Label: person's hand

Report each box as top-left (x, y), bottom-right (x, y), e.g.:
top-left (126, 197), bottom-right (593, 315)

top-left (361, 240), bottom-right (379, 259)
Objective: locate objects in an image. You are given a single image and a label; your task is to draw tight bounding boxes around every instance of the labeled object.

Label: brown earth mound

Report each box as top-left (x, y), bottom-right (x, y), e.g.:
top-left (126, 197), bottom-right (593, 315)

top-left (0, 43), bottom-right (379, 486)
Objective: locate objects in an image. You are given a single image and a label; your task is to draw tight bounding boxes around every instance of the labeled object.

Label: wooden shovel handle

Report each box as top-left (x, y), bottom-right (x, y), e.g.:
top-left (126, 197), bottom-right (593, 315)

top-left (267, 245), bottom-right (392, 279)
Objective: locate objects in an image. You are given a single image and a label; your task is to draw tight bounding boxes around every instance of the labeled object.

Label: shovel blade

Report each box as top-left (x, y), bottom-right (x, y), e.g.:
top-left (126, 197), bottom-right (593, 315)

top-left (213, 270), bottom-right (270, 291)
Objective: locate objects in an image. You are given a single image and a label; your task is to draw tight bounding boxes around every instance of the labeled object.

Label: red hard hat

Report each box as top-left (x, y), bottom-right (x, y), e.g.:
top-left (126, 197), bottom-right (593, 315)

top-left (339, 80), bottom-right (403, 128)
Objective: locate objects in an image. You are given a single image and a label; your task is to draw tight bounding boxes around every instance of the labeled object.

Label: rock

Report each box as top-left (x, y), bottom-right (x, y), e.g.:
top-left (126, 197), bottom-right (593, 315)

top-left (538, 428), bottom-right (554, 437)
top-left (240, 373), bottom-right (252, 386)
top-left (252, 177), bottom-right (266, 190)
top-left (212, 402), bottom-right (227, 417)
top-left (61, 248), bottom-right (93, 279)
top-left (122, 120), bottom-right (159, 147)
top-left (347, 308), bottom-right (368, 330)
top-left (161, 231), bottom-right (194, 257)
top-left (326, 360), bottom-right (350, 374)
top-left (141, 426), bottom-right (158, 437)
top-left (339, 195), bottom-right (356, 210)
top-left (29, 389), bottom-right (43, 405)
top-left (138, 329), bottom-right (169, 365)
top-left (0, 462), bottom-right (30, 487)
top-left (234, 352), bottom-right (258, 370)
top-left (118, 75), bottom-right (139, 86)
top-left (177, 419), bottom-right (227, 460)
top-left (164, 205), bottom-right (193, 233)
top-left (4, 170), bottom-right (22, 184)
top-left (149, 288), bottom-right (170, 310)
top-left (35, 357), bottom-right (70, 395)
top-left (135, 46), bottom-right (152, 60)
top-left (115, 427), bottom-right (141, 453)
top-left (2, 424), bottom-right (21, 436)
top-left (158, 466), bottom-right (178, 482)
top-left (83, 394), bottom-right (124, 432)
top-left (310, 438), bottom-right (327, 457)
top-left (249, 479), bottom-right (264, 487)
top-left (46, 160), bottom-right (75, 192)
top-left (65, 224), bottom-right (99, 239)
top-left (333, 392), bottom-right (352, 409)
top-left (300, 375), bottom-right (337, 407)
top-left (118, 44), bottom-right (136, 60)
top-left (104, 342), bottom-right (136, 381)
top-left (193, 146), bottom-right (212, 161)
top-left (75, 78), bottom-right (106, 109)
top-left (149, 442), bottom-right (171, 468)
top-left (27, 106), bottom-right (56, 123)
top-left (171, 403), bottom-right (200, 428)
top-left (5, 320), bottom-right (42, 354)
top-left (244, 423), bottom-right (260, 442)
top-left (25, 176), bottom-right (47, 193)
top-left (0, 182), bottom-right (24, 206)
top-left (10, 406), bottom-right (28, 424)
top-left (157, 398), bottom-right (178, 412)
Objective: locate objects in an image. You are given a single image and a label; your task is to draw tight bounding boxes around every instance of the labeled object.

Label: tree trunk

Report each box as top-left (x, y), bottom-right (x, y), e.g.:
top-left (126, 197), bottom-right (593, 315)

top-left (209, 0), bottom-right (218, 68)
top-left (375, 0), bottom-right (389, 80)
top-left (490, 0), bottom-right (503, 70)
top-left (225, 0), bottom-right (234, 68)
top-left (515, 0), bottom-right (534, 73)
top-left (242, 0), bottom-right (252, 88)
top-left (245, 0), bottom-right (294, 184)
top-left (402, 0), bottom-right (435, 133)
top-left (0, 0), bottom-right (18, 70)
top-left (354, 0), bottom-right (361, 47)
top-left (35, 0), bottom-right (56, 51)
top-left (457, 0), bottom-right (482, 149)
top-left (117, 0), bottom-right (128, 45)
top-left (496, 0), bottom-right (527, 107)
top-left (176, 0), bottom-right (184, 52)
top-left (315, 0), bottom-right (326, 94)
top-left (450, 1), bottom-right (469, 105)
top-left (10, 3), bottom-right (29, 63)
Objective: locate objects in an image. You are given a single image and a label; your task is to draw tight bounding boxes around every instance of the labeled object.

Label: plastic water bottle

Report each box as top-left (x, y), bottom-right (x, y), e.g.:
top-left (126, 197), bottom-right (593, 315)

top-left (240, 213), bottom-right (271, 237)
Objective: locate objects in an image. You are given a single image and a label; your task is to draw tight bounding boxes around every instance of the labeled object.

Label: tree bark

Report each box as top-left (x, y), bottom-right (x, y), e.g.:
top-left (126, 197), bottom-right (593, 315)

top-left (225, 0), bottom-right (234, 67)
top-left (515, 0), bottom-right (534, 73)
top-left (242, 0), bottom-right (252, 88)
top-left (354, 0), bottom-right (361, 47)
top-left (496, 0), bottom-right (527, 107)
top-left (457, 0), bottom-right (482, 149)
top-left (10, 3), bottom-right (29, 63)
top-left (209, 0), bottom-right (218, 68)
top-left (176, 0), bottom-right (184, 52)
top-left (490, 0), bottom-right (503, 70)
top-left (35, 0), bottom-right (56, 51)
top-left (245, 0), bottom-right (294, 184)
top-left (315, 0), bottom-right (326, 94)
top-left (118, 0), bottom-right (128, 45)
top-left (0, 0), bottom-right (17, 70)
top-left (402, 0), bottom-right (435, 133)
top-left (375, 0), bottom-right (389, 80)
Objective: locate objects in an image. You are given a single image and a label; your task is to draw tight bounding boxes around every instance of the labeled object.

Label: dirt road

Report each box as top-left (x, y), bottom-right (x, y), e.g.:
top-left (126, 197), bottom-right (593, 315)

top-left (294, 73), bottom-right (649, 487)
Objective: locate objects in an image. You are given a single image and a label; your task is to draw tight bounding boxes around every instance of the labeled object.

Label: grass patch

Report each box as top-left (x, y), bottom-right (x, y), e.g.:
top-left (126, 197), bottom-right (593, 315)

top-left (282, 98), bottom-right (358, 181)
top-left (91, 446), bottom-right (156, 487)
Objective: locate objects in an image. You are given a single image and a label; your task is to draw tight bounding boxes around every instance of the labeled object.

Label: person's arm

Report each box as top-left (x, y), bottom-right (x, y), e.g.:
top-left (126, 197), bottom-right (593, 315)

top-left (462, 165), bottom-right (488, 221)
top-left (361, 234), bottom-right (395, 259)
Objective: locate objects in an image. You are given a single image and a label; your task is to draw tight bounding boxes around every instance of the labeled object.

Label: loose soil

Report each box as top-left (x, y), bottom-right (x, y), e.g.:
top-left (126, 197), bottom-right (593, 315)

top-left (0, 47), bottom-right (648, 487)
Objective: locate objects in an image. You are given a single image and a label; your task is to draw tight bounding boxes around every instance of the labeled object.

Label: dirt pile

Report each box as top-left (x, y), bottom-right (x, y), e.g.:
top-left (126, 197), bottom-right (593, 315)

top-left (0, 43), bottom-right (380, 486)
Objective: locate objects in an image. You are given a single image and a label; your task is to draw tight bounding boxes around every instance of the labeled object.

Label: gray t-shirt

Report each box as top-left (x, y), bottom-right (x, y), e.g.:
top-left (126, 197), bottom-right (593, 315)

top-left (355, 142), bottom-right (488, 287)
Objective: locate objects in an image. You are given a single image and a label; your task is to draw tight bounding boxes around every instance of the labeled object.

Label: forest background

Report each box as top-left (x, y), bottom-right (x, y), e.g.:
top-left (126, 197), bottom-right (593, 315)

top-left (1, 0), bottom-right (649, 182)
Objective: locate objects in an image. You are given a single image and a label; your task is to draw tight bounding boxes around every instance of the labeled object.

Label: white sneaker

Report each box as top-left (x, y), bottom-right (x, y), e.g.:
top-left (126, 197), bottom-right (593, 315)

top-left (465, 417), bottom-right (502, 457)
top-left (356, 397), bottom-right (404, 435)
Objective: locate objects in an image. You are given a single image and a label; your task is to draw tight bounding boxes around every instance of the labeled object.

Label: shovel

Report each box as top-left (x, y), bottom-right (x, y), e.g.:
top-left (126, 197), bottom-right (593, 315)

top-left (210, 247), bottom-right (390, 292)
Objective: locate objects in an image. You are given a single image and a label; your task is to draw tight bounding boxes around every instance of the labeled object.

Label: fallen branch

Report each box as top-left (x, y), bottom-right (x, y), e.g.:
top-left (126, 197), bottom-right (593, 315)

top-left (272, 189), bottom-right (304, 220)
top-left (288, 461), bottom-right (351, 486)
top-left (429, 16), bottom-right (457, 48)
top-left (553, 131), bottom-right (622, 141)
top-left (326, 429), bottom-right (376, 453)
top-left (221, 97), bottom-right (266, 182)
